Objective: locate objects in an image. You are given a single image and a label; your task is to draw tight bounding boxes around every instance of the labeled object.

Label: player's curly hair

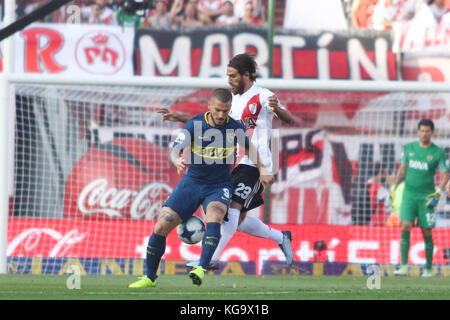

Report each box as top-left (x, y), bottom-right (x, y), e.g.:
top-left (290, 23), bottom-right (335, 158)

top-left (228, 53), bottom-right (258, 81)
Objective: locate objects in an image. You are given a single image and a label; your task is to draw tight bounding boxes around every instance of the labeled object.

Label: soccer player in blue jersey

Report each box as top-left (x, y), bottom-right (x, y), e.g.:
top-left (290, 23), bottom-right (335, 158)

top-left (129, 88), bottom-right (273, 288)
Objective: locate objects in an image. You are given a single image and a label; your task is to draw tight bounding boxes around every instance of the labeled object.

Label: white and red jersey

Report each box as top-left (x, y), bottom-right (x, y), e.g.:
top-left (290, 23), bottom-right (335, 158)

top-left (229, 83), bottom-right (285, 172)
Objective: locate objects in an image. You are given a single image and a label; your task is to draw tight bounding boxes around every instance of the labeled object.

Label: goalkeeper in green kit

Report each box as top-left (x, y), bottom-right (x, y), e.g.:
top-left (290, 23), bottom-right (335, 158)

top-left (392, 119), bottom-right (449, 277)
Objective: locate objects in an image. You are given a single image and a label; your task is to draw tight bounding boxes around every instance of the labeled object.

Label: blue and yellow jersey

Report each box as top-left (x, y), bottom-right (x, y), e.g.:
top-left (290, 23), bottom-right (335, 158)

top-left (172, 112), bottom-right (250, 184)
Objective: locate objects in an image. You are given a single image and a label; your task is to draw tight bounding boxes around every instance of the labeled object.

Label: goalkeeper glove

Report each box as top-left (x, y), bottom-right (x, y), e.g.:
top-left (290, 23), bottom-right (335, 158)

top-left (426, 187), bottom-right (442, 210)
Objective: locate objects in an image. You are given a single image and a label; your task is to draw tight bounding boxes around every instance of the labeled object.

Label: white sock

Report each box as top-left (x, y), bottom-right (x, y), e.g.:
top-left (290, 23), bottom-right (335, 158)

top-left (237, 215), bottom-right (284, 244)
top-left (211, 207), bottom-right (240, 261)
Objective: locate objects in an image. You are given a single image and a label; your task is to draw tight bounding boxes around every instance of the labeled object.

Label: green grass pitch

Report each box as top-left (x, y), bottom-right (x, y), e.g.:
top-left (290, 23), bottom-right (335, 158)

top-left (1, 274), bottom-right (450, 300)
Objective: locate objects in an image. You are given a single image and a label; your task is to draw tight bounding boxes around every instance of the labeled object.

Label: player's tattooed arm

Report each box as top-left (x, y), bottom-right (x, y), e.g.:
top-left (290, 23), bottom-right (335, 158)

top-left (157, 108), bottom-right (192, 123)
top-left (169, 146), bottom-right (186, 174)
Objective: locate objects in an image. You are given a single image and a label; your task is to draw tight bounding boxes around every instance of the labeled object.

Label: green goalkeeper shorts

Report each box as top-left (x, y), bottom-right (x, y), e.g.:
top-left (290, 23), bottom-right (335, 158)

top-left (400, 192), bottom-right (436, 228)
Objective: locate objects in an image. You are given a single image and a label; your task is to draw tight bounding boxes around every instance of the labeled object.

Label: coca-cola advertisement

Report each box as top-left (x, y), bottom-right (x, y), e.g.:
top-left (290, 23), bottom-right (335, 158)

top-left (6, 218), bottom-right (450, 275)
top-left (63, 137), bottom-right (178, 220)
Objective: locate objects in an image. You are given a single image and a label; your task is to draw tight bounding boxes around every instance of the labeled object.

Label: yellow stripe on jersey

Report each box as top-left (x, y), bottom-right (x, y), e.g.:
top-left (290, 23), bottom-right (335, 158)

top-left (204, 112), bottom-right (230, 125)
top-left (191, 142), bottom-right (236, 159)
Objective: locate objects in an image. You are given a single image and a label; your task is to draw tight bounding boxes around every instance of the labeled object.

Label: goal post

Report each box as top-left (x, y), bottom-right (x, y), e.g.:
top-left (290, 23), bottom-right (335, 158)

top-left (1, 74), bottom-right (450, 275)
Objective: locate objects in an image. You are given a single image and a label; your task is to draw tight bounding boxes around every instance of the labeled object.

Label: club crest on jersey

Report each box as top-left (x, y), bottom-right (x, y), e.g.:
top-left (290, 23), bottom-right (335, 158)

top-left (427, 155), bottom-right (433, 161)
top-left (248, 103), bottom-right (258, 115)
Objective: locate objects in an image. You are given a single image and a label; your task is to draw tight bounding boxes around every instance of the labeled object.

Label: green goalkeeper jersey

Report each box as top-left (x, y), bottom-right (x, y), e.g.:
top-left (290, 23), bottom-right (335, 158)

top-left (401, 141), bottom-right (449, 195)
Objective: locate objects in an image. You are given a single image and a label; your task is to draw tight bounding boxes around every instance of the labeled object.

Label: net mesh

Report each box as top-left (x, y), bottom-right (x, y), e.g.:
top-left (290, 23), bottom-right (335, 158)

top-left (6, 81), bottom-right (450, 275)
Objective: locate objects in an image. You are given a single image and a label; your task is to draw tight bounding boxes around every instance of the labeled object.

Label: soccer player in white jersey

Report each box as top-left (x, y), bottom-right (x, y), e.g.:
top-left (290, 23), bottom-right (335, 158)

top-left (159, 53), bottom-right (295, 269)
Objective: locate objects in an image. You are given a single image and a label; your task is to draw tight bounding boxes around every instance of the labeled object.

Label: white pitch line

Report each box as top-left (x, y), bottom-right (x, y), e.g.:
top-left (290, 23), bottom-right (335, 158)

top-left (85, 291), bottom-right (295, 295)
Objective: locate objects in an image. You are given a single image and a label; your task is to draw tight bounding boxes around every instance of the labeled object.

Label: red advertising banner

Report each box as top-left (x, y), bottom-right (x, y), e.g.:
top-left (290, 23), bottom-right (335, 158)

top-left (7, 218), bottom-right (450, 275)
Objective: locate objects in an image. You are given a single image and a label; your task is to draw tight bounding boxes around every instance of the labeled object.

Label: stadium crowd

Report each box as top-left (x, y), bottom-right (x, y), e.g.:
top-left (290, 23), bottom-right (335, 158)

top-left (1, 0), bottom-right (448, 29)
top-left (8, 0), bottom-right (265, 27)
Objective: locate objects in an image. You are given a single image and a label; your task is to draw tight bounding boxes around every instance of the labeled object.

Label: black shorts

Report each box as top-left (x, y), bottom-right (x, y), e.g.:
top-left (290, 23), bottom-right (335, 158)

top-left (231, 164), bottom-right (264, 212)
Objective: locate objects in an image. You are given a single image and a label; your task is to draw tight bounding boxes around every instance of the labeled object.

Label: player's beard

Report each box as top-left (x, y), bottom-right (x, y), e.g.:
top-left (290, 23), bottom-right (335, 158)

top-left (232, 79), bottom-right (245, 95)
top-left (212, 115), bottom-right (225, 127)
top-left (420, 135), bottom-right (431, 146)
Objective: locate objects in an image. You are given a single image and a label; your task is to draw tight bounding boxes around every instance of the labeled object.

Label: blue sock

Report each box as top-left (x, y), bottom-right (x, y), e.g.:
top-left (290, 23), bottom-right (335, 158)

top-left (146, 233), bottom-right (166, 281)
top-left (199, 222), bottom-right (221, 269)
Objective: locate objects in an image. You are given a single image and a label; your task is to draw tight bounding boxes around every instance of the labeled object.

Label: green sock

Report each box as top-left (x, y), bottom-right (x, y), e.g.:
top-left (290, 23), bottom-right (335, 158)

top-left (401, 231), bottom-right (410, 266)
top-left (424, 235), bottom-right (434, 270)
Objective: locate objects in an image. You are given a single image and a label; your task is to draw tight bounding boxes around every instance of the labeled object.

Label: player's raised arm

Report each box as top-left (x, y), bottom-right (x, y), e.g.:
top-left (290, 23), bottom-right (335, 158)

top-left (267, 95), bottom-right (295, 125)
top-left (158, 108), bottom-right (193, 123)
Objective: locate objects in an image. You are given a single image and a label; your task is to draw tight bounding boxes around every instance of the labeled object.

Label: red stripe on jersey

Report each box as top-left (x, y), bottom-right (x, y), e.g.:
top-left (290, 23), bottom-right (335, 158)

top-left (235, 94), bottom-right (262, 165)
top-left (241, 94), bottom-right (262, 130)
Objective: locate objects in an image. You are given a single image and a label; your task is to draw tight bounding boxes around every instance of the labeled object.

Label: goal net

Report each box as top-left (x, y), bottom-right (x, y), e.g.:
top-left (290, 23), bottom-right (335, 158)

top-left (3, 76), bottom-right (450, 276)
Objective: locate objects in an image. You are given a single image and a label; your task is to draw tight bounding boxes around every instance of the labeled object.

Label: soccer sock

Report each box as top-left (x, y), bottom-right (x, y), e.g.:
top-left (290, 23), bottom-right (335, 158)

top-left (146, 233), bottom-right (166, 282)
top-left (237, 215), bottom-right (284, 244)
top-left (199, 222), bottom-right (221, 269)
top-left (400, 230), bottom-right (410, 266)
top-left (424, 235), bottom-right (434, 270)
top-left (211, 208), bottom-right (240, 261)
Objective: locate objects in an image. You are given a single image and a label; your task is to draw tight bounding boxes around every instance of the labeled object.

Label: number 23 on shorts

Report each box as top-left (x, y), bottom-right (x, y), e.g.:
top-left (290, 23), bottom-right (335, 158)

top-left (234, 182), bottom-right (252, 199)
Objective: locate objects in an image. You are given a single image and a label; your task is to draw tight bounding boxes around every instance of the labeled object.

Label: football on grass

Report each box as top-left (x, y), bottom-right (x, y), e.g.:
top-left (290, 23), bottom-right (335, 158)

top-left (177, 216), bottom-right (206, 244)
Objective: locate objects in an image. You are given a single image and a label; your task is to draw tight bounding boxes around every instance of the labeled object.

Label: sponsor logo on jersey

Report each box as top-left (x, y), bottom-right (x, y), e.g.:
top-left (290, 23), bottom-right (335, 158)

top-left (191, 143), bottom-right (236, 159)
top-left (409, 159), bottom-right (429, 170)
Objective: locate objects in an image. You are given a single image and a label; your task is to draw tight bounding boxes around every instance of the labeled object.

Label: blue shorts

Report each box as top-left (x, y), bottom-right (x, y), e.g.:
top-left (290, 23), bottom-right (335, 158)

top-left (163, 176), bottom-right (233, 222)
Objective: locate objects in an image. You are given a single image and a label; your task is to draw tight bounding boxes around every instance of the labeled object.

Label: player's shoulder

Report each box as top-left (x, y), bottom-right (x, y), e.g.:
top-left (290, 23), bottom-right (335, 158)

top-left (404, 141), bottom-right (418, 149)
top-left (183, 113), bottom-right (205, 131)
top-left (252, 84), bottom-right (274, 98)
top-left (227, 116), bottom-right (246, 130)
top-left (185, 113), bottom-right (205, 124)
top-left (430, 142), bottom-right (446, 153)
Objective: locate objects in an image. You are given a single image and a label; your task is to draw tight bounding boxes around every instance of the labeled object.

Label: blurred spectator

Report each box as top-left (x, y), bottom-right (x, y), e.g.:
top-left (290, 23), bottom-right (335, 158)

top-left (350, 0), bottom-right (379, 28)
top-left (144, 0), bottom-right (174, 28)
top-left (81, 0), bottom-right (118, 25)
top-left (367, 163), bottom-right (389, 227)
top-left (429, 0), bottom-right (449, 22)
top-left (371, 0), bottom-right (420, 30)
top-left (198, 0), bottom-right (224, 22)
top-left (240, 1), bottom-right (262, 25)
top-left (107, 0), bottom-right (119, 9)
top-left (216, 0), bottom-right (239, 24)
top-left (232, 0), bottom-right (261, 19)
top-left (386, 179), bottom-right (403, 227)
top-left (19, 0), bottom-right (65, 22)
top-left (115, 0), bottom-right (144, 27)
top-left (170, 0), bottom-right (211, 26)
top-left (442, 8), bottom-right (450, 24)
